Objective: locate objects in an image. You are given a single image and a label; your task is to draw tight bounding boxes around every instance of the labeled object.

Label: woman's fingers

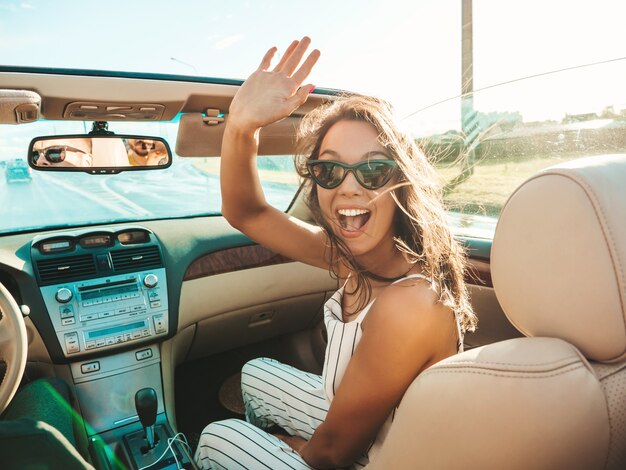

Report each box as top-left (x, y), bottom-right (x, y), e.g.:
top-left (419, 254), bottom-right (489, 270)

top-left (257, 46), bottom-right (278, 71)
top-left (280, 36), bottom-right (312, 76)
top-left (291, 49), bottom-right (321, 85)
top-left (273, 40), bottom-right (299, 72)
top-left (286, 82), bottom-right (316, 110)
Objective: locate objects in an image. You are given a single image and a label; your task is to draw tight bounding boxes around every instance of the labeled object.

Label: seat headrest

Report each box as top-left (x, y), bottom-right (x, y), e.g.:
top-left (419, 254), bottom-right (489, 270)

top-left (492, 154), bottom-right (626, 362)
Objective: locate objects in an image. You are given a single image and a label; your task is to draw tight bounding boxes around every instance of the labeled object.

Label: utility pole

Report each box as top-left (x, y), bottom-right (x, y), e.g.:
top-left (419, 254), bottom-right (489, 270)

top-left (459, 0), bottom-right (478, 182)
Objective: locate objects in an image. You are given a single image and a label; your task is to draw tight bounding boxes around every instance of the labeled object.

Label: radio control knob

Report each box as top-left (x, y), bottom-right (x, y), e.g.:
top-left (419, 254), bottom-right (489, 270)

top-left (56, 288), bottom-right (73, 304)
top-left (143, 274), bottom-right (158, 289)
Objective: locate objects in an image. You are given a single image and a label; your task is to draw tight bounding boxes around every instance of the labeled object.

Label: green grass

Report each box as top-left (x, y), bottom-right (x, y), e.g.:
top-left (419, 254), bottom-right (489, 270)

top-left (436, 155), bottom-right (574, 217)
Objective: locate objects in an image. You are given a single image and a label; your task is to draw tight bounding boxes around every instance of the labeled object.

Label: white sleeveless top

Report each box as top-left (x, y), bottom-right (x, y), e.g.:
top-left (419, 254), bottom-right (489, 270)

top-left (321, 274), bottom-right (463, 467)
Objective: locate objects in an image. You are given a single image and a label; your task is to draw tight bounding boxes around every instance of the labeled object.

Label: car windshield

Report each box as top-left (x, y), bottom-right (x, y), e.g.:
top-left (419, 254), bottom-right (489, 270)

top-left (0, 118), bottom-right (299, 234)
top-left (1, 0), bottom-right (625, 237)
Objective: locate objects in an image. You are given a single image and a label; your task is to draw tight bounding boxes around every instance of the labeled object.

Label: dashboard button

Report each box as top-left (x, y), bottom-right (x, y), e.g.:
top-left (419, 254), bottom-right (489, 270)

top-left (95, 339), bottom-right (106, 347)
top-left (59, 305), bottom-right (74, 318)
top-left (61, 317), bottom-right (76, 326)
top-left (81, 361), bottom-right (100, 374)
top-left (150, 301), bottom-right (161, 308)
top-left (152, 315), bottom-right (166, 334)
top-left (64, 332), bottom-right (80, 354)
top-left (56, 288), bottom-right (73, 304)
top-left (143, 274), bottom-right (158, 288)
top-left (135, 349), bottom-right (153, 361)
top-left (85, 340), bottom-right (96, 349)
top-left (96, 254), bottom-right (112, 272)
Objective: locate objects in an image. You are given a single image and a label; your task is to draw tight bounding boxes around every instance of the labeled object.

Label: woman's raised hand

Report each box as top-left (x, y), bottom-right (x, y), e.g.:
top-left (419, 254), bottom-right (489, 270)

top-left (227, 37), bottom-right (320, 132)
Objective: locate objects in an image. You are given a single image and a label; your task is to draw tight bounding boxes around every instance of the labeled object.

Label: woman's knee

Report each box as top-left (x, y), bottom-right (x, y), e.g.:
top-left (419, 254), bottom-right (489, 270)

top-left (196, 419), bottom-right (244, 469)
top-left (241, 357), bottom-right (273, 395)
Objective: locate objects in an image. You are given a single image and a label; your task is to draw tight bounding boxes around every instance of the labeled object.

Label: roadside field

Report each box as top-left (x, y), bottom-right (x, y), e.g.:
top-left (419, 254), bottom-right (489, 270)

top-left (436, 154), bottom-right (572, 216)
top-left (192, 153), bottom-right (587, 218)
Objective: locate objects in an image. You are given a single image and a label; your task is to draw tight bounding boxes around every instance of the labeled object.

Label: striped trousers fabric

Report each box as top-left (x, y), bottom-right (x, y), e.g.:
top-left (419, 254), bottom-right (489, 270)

top-left (194, 357), bottom-right (329, 470)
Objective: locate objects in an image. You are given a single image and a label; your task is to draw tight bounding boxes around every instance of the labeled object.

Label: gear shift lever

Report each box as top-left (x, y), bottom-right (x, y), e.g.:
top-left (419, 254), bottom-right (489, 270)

top-left (135, 388), bottom-right (158, 450)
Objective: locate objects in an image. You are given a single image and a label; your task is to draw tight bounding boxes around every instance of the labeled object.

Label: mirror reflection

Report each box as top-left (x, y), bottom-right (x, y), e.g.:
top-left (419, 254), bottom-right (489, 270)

top-left (31, 136), bottom-right (171, 170)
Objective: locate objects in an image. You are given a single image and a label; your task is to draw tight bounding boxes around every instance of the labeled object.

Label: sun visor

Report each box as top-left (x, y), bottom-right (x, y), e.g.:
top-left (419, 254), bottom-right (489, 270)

top-left (176, 113), bottom-right (300, 157)
top-left (0, 89), bottom-right (41, 124)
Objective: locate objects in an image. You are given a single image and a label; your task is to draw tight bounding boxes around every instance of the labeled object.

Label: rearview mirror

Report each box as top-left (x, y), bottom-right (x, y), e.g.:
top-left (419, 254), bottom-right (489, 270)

top-left (28, 135), bottom-right (172, 174)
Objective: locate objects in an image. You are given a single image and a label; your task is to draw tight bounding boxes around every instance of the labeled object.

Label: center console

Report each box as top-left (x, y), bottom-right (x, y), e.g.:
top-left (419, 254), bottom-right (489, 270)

top-left (30, 226), bottom-right (193, 468)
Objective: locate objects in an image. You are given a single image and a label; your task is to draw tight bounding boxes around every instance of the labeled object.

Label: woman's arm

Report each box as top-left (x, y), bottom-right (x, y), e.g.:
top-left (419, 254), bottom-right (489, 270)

top-left (221, 38), bottom-right (330, 269)
top-left (299, 280), bottom-right (459, 468)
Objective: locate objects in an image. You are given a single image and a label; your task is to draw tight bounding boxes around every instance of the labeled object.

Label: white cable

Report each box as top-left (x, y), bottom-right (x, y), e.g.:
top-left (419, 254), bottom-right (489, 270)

top-left (137, 432), bottom-right (192, 470)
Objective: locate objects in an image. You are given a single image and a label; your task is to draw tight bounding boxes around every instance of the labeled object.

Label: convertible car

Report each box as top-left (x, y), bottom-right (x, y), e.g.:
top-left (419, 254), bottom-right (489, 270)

top-left (0, 56), bottom-right (624, 469)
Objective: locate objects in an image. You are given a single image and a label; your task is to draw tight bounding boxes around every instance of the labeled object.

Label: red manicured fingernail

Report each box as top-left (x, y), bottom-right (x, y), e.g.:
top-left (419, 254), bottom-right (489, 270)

top-left (309, 86), bottom-right (316, 94)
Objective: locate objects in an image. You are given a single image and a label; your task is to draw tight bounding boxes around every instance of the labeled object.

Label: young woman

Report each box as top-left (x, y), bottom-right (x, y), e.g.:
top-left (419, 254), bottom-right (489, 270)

top-left (194, 37), bottom-right (476, 470)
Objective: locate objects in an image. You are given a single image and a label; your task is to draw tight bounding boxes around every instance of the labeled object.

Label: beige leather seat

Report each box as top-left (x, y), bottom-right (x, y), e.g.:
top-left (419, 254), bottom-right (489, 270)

top-left (366, 154), bottom-right (626, 469)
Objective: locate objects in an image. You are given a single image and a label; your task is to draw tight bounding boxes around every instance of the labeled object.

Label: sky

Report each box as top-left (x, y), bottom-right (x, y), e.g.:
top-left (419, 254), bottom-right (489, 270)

top-left (0, 0), bottom-right (625, 134)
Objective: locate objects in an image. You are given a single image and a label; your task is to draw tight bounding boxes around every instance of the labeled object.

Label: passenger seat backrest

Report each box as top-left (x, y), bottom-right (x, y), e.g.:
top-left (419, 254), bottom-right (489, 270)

top-left (366, 154), bottom-right (626, 469)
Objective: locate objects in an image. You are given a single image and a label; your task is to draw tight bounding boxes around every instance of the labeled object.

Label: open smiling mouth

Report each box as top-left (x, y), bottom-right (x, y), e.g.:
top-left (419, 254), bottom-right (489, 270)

top-left (337, 208), bottom-right (371, 233)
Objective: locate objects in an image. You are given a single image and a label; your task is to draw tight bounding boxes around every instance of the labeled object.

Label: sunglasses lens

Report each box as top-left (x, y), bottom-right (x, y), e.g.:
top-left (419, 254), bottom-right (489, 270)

top-left (310, 162), bottom-right (344, 188)
top-left (46, 148), bottom-right (65, 163)
top-left (357, 162), bottom-right (395, 189)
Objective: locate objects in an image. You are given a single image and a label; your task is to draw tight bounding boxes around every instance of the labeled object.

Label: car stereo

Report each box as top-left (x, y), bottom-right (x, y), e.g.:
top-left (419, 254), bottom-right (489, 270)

top-left (32, 227), bottom-right (169, 358)
top-left (39, 269), bottom-right (168, 356)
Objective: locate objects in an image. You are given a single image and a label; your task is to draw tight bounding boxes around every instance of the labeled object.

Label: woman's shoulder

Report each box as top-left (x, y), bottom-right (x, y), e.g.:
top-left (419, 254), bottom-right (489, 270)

top-left (363, 274), bottom-right (454, 339)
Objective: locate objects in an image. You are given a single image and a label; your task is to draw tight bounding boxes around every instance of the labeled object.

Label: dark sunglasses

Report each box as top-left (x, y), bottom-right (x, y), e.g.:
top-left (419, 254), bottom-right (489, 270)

top-left (306, 160), bottom-right (397, 190)
top-left (33, 145), bottom-right (88, 163)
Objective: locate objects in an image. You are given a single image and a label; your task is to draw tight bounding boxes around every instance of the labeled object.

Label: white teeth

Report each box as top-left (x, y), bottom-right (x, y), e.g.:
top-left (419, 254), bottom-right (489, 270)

top-left (337, 209), bottom-right (370, 217)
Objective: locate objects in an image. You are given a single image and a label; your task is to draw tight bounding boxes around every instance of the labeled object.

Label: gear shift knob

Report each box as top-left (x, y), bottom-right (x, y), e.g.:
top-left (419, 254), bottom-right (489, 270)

top-left (135, 388), bottom-right (157, 449)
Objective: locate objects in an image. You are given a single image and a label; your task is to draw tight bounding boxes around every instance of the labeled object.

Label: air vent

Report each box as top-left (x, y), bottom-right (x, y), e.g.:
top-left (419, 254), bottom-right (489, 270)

top-left (111, 246), bottom-right (162, 272)
top-left (36, 254), bottom-right (96, 284)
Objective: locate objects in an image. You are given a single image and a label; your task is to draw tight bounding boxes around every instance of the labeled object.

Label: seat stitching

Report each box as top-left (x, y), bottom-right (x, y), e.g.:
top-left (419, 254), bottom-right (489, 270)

top-left (420, 362), bottom-right (585, 379)
top-left (439, 358), bottom-right (579, 367)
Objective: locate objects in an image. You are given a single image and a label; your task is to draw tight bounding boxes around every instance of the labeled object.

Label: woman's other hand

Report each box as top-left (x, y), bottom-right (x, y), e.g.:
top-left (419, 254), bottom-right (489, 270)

top-left (228, 36), bottom-right (320, 133)
top-left (274, 433), bottom-right (308, 454)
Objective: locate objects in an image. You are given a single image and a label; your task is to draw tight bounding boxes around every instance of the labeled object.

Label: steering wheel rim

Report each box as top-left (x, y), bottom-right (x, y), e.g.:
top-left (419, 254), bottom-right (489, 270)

top-left (0, 281), bottom-right (28, 415)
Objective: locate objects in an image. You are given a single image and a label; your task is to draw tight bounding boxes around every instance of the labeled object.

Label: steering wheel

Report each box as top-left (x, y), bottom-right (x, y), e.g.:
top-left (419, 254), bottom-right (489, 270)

top-left (0, 281), bottom-right (27, 415)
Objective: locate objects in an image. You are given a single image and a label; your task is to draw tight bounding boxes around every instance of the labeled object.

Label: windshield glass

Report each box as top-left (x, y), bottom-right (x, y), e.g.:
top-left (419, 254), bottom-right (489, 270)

top-left (0, 119), bottom-right (299, 234)
top-left (1, 1), bottom-right (624, 237)
top-left (406, 56), bottom-right (626, 240)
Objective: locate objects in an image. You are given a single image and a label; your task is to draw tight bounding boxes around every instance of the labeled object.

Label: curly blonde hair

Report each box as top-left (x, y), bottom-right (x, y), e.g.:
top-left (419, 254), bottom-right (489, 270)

top-left (294, 95), bottom-right (477, 333)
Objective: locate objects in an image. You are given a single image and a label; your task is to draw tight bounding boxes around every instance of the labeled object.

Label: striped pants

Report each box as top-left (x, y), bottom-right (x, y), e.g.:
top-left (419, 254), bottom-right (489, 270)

top-left (194, 357), bottom-right (329, 470)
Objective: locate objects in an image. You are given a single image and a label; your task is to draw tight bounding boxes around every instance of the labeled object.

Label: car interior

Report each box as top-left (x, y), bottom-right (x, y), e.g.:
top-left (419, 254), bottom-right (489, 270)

top-left (0, 65), bottom-right (624, 470)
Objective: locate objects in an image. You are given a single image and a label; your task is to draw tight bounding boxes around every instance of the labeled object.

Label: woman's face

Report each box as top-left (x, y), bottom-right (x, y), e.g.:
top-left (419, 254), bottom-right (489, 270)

top-left (33, 138), bottom-right (93, 168)
top-left (316, 120), bottom-right (398, 259)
